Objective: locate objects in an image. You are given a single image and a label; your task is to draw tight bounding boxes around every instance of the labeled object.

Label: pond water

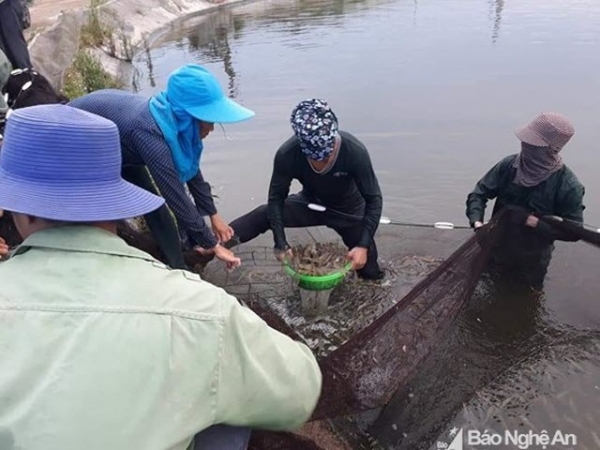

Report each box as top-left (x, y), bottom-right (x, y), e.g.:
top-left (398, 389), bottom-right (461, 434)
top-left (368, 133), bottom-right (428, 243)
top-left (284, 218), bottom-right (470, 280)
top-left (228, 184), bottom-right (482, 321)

top-left (132, 1), bottom-right (600, 448)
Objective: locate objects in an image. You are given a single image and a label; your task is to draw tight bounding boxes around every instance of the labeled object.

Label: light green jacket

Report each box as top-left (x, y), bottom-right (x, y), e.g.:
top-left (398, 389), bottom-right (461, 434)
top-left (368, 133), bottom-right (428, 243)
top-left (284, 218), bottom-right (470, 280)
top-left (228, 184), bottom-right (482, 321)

top-left (0, 226), bottom-right (322, 450)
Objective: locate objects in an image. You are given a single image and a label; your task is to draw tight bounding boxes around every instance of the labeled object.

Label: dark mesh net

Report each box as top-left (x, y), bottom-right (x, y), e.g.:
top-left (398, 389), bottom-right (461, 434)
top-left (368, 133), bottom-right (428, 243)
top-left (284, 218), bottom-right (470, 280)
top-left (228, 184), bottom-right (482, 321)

top-left (312, 217), bottom-right (502, 420)
top-left (245, 214), bottom-right (507, 449)
top-left (247, 209), bottom-right (600, 449)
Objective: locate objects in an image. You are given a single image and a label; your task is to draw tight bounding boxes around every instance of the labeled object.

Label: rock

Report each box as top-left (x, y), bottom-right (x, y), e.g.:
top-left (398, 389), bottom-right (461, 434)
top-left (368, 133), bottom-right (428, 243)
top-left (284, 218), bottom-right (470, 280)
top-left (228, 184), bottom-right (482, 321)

top-left (29, 11), bottom-right (85, 89)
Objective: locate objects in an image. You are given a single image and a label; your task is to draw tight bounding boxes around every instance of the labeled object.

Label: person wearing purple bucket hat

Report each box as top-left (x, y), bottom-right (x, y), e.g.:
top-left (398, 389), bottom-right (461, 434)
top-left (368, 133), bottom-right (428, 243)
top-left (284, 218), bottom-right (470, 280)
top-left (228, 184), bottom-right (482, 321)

top-left (225, 98), bottom-right (385, 280)
top-left (0, 104), bottom-right (322, 450)
top-left (69, 64), bottom-right (255, 271)
top-left (466, 112), bottom-right (585, 287)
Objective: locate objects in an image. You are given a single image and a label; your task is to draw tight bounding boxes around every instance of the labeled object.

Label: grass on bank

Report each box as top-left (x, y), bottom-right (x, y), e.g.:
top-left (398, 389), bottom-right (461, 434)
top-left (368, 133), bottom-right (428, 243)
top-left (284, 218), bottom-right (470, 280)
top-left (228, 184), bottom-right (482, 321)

top-left (80, 0), bottom-right (110, 48)
top-left (62, 50), bottom-right (121, 99)
top-left (62, 0), bottom-right (122, 99)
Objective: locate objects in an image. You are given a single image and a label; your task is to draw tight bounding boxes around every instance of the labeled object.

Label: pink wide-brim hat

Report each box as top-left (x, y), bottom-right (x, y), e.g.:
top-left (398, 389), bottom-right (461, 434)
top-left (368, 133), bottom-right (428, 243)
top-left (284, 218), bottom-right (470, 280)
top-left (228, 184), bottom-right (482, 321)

top-left (515, 112), bottom-right (575, 150)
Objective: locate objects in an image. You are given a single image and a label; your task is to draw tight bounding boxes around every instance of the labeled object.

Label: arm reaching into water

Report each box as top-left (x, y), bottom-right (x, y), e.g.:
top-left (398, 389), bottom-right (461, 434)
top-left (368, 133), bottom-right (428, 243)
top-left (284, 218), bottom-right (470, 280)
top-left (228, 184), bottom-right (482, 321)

top-left (131, 130), bottom-right (240, 268)
top-left (267, 149), bottom-right (294, 252)
top-left (132, 130), bottom-right (219, 250)
top-left (187, 170), bottom-right (218, 218)
top-left (187, 172), bottom-right (234, 243)
top-left (466, 157), bottom-right (510, 226)
top-left (351, 143), bottom-right (383, 248)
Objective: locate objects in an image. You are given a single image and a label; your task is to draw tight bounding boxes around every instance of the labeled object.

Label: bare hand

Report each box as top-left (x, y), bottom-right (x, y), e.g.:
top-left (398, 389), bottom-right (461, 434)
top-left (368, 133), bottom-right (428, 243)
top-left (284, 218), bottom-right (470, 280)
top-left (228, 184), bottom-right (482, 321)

top-left (526, 215), bottom-right (539, 228)
top-left (473, 221), bottom-right (484, 229)
top-left (0, 237), bottom-right (9, 260)
top-left (210, 214), bottom-right (234, 243)
top-left (347, 247), bottom-right (368, 271)
top-left (213, 244), bottom-right (241, 270)
top-left (275, 248), bottom-right (294, 263)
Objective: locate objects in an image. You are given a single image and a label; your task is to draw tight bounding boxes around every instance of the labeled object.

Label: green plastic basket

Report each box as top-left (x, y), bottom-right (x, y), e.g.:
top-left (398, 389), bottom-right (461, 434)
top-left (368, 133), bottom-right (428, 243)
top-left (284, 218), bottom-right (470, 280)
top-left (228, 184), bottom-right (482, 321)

top-left (283, 262), bottom-right (352, 291)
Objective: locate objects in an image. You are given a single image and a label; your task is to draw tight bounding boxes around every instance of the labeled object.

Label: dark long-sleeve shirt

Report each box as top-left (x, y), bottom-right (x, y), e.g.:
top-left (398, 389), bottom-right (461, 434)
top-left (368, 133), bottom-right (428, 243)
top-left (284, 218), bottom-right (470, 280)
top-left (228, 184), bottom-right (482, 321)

top-left (69, 89), bottom-right (218, 249)
top-left (466, 154), bottom-right (585, 243)
top-left (268, 131), bottom-right (383, 250)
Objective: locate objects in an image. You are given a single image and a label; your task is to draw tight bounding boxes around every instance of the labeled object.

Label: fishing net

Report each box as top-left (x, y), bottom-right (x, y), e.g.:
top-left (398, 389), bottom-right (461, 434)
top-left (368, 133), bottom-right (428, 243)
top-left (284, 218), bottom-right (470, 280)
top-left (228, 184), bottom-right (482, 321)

top-left (311, 224), bottom-right (498, 418)
top-left (246, 208), bottom-right (600, 450)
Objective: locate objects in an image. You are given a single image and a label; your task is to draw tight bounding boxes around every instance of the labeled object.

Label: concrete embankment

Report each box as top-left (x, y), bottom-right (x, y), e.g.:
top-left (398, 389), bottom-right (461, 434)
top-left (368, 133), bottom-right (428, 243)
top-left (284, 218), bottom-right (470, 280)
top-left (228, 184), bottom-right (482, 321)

top-left (26, 0), bottom-right (274, 91)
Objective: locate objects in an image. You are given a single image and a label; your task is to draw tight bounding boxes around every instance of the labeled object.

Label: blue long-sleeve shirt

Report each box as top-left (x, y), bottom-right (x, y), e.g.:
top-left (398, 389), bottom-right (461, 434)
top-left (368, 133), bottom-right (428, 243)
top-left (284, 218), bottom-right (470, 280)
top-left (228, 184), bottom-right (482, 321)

top-left (69, 89), bottom-right (218, 248)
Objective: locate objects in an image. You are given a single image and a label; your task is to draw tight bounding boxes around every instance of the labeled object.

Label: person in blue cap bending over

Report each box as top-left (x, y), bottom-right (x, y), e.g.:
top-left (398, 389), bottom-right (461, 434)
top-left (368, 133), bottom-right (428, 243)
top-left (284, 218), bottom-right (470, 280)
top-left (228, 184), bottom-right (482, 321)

top-left (224, 98), bottom-right (385, 280)
top-left (0, 104), bottom-right (322, 450)
top-left (69, 64), bottom-right (254, 270)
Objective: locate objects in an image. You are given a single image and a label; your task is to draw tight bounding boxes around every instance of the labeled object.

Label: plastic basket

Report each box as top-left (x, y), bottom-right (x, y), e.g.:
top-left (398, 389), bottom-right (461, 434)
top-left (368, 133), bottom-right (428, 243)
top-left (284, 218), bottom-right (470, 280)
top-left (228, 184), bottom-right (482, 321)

top-left (283, 262), bottom-right (352, 291)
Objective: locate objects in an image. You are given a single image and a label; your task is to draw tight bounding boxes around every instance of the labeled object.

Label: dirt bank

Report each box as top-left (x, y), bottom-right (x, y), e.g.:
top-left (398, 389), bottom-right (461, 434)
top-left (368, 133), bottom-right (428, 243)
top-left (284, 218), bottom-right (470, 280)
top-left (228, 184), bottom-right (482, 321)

top-left (26, 0), bottom-right (279, 90)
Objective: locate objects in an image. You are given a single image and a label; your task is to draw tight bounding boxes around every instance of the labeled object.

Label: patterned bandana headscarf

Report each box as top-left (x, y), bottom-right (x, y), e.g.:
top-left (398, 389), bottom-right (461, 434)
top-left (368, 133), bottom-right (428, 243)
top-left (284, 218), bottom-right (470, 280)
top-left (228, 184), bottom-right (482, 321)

top-left (512, 142), bottom-right (564, 187)
top-left (290, 99), bottom-right (339, 161)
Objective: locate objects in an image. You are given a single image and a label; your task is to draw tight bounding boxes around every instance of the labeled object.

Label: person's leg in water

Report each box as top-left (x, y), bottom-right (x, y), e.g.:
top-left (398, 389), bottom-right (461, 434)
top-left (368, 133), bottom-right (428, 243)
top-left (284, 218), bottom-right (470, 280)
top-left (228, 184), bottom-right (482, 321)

top-left (191, 425), bottom-right (251, 450)
top-left (227, 193), bottom-right (327, 245)
top-left (0, 0), bottom-right (32, 69)
top-left (331, 225), bottom-right (384, 280)
top-left (486, 242), bottom-right (553, 293)
top-left (486, 209), bottom-right (554, 292)
top-left (121, 165), bottom-right (188, 270)
top-left (229, 194), bottom-right (384, 279)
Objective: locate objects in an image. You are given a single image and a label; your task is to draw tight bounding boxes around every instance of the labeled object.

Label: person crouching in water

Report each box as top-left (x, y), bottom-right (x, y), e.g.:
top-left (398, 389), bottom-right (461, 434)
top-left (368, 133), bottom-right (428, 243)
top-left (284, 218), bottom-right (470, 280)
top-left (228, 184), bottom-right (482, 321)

top-left (466, 112), bottom-right (585, 288)
top-left (225, 98), bottom-right (385, 280)
top-left (69, 64), bottom-right (253, 271)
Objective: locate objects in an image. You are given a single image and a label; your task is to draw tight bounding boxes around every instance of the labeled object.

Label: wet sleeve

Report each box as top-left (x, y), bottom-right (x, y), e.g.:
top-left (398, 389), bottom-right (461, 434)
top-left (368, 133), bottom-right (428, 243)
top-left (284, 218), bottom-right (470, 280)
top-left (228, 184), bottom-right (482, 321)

top-left (466, 159), bottom-right (506, 226)
top-left (537, 182), bottom-right (585, 242)
top-left (187, 171), bottom-right (218, 217)
top-left (267, 150), bottom-right (293, 250)
top-left (352, 147), bottom-right (383, 248)
top-left (131, 130), bottom-right (218, 249)
top-left (215, 295), bottom-right (322, 430)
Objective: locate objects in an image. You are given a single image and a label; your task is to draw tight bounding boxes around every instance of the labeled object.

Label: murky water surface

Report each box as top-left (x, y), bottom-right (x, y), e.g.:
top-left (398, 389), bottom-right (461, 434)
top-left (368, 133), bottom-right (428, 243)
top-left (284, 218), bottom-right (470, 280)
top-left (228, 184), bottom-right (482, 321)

top-left (133, 1), bottom-right (600, 448)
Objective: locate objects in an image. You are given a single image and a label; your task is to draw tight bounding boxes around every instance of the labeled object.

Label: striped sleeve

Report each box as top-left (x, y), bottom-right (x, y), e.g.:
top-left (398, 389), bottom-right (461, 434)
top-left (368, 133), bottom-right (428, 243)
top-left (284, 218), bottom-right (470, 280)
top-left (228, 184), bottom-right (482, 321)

top-left (130, 129), bottom-right (218, 249)
top-left (187, 171), bottom-right (218, 216)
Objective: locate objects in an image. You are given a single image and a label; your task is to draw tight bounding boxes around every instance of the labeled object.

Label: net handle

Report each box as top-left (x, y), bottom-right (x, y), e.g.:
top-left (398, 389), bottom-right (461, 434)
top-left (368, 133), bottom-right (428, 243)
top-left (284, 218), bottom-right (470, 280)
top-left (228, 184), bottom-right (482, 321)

top-left (306, 203), bottom-right (471, 230)
top-left (542, 214), bottom-right (600, 233)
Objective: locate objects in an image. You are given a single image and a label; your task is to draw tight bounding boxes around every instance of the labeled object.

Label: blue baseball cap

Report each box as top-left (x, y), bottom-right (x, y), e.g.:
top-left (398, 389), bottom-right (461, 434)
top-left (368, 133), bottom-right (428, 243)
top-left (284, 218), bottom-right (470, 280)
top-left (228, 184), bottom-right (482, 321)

top-left (166, 64), bottom-right (254, 123)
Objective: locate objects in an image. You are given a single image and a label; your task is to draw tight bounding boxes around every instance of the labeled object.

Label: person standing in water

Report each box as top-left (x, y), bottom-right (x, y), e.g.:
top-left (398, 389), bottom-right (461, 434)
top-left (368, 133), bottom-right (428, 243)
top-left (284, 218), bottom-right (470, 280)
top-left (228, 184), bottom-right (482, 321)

top-left (466, 112), bottom-right (585, 287)
top-left (223, 98), bottom-right (385, 280)
top-left (69, 64), bottom-right (254, 270)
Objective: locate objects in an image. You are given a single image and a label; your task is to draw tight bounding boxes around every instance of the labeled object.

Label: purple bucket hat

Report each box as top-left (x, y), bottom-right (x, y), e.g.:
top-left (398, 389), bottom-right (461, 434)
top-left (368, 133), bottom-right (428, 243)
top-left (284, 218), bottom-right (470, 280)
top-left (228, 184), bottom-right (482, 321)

top-left (0, 104), bottom-right (164, 221)
top-left (515, 112), bottom-right (575, 150)
top-left (290, 99), bottom-right (339, 161)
